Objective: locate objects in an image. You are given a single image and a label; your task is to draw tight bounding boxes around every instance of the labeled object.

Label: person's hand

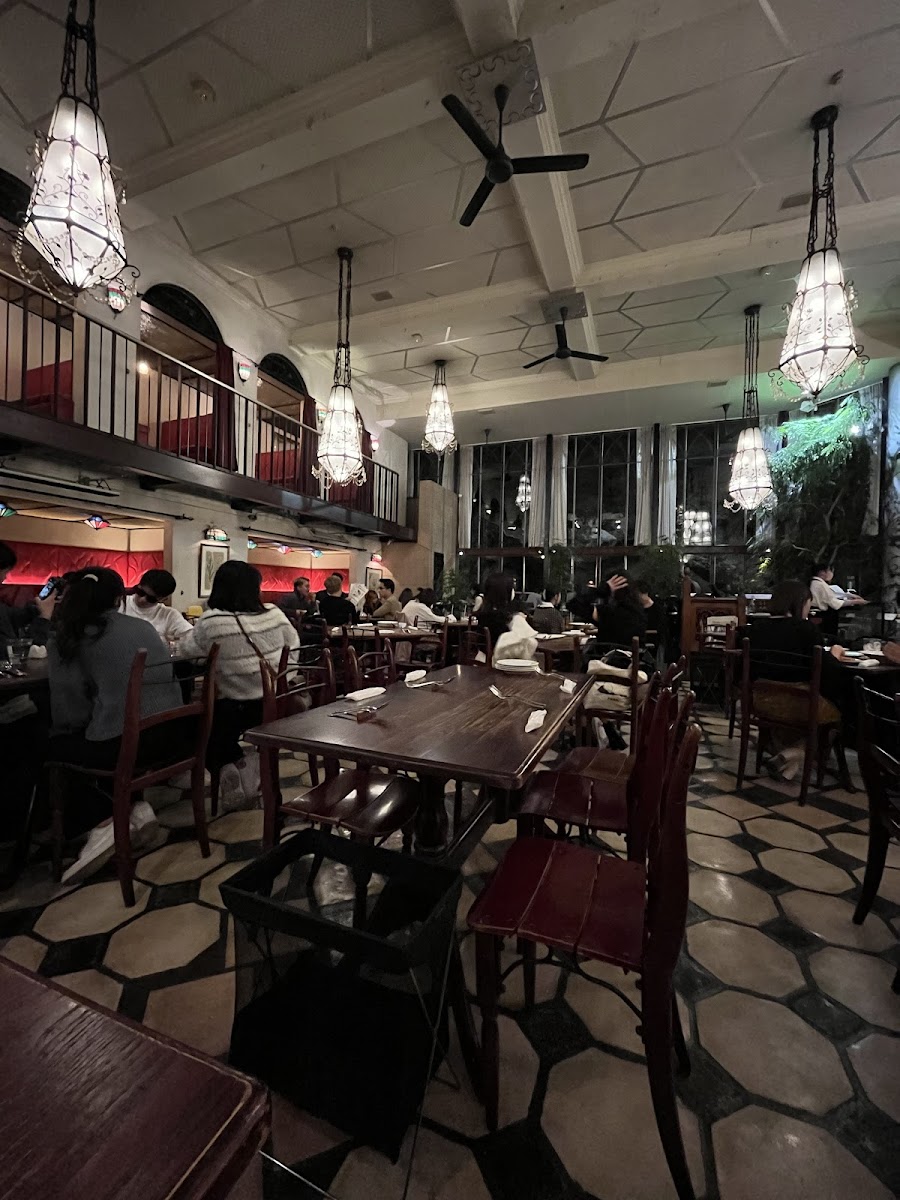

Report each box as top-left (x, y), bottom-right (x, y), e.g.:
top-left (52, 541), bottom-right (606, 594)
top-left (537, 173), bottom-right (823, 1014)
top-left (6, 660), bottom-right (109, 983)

top-left (882, 641), bottom-right (900, 665)
top-left (852, 595), bottom-right (868, 605)
top-left (829, 644), bottom-right (846, 659)
top-left (35, 593), bottom-right (57, 620)
top-left (607, 575), bottom-right (628, 593)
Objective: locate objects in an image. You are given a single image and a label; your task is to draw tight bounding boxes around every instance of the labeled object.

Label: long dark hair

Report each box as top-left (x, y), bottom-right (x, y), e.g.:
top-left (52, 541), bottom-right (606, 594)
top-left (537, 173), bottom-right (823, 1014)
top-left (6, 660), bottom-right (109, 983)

top-left (207, 560), bottom-right (265, 614)
top-left (398, 588), bottom-right (413, 606)
top-left (481, 571), bottom-right (515, 615)
top-left (770, 580), bottom-right (812, 619)
top-left (54, 566), bottom-right (125, 662)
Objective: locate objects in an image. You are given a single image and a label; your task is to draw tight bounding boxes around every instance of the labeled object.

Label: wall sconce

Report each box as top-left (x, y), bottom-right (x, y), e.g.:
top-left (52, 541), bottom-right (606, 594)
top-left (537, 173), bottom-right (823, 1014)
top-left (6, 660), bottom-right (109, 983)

top-left (85, 514), bottom-right (110, 530)
top-left (203, 526), bottom-right (229, 543)
top-left (237, 359), bottom-right (252, 383)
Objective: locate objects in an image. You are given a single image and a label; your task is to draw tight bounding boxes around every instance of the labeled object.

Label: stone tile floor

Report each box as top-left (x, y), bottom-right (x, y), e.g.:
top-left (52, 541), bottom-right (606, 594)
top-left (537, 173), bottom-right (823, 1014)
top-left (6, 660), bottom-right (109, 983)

top-left (0, 710), bottom-right (898, 1199)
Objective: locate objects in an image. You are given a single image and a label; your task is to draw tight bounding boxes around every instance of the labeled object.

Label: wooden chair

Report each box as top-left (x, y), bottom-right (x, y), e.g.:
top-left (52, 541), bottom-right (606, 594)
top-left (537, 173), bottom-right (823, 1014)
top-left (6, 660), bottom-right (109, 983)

top-left (679, 575), bottom-right (746, 676)
top-left (401, 621), bottom-right (448, 675)
top-left (468, 722), bottom-right (702, 1199)
top-left (579, 636), bottom-right (646, 749)
top-left (735, 639), bottom-right (850, 805)
top-left (853, 679), bottom-right (900, 976)
top-left (723, 623), bottom-right (741, 737)
top-left (346, 642), bottom-right (397, 690)
top-left (49, 646), bottom-right (219, 906)
top-left (459, 622), bottom-right (493, 666)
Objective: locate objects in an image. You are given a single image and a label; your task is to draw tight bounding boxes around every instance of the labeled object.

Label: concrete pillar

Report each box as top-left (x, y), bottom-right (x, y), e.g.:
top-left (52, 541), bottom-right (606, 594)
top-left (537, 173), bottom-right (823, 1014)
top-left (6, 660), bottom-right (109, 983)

top-left (881, 363), bottom-right (900, 617)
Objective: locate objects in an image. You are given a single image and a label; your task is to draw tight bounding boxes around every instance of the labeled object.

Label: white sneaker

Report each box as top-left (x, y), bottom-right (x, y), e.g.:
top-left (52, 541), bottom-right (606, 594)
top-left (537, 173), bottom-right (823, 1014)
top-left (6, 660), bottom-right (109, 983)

top-left (166, 770), bottom-right (194, 791)
top-left (236, 754), bottom-right (261, 807)
top-left (219, 762), bottom-right (246, 813)
top-left (591, 718), bottom-right (610, 750)
top-left (61, 820), bottom-right (115, 884)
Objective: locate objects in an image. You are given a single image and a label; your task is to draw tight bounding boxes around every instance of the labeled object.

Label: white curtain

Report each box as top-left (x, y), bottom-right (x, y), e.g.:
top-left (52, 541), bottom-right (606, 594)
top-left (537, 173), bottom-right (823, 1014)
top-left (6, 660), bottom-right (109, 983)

top-left (441, 449), bottom-right (455, 491)
top-left (527, 436), bottom-right (547, 545)
top-left (634, 426), bottom-right (654, 545)
top-left (549, 434), bottom-right (568, 546)
top-left (657, 425), bottom-right (678, 542)
top-left (457, 445), bottom-right (473, 549)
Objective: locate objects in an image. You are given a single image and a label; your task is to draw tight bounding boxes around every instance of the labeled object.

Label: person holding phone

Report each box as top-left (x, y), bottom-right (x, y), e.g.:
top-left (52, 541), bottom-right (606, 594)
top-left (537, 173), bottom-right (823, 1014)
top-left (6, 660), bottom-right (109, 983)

top-left (0, 542), bottom-right (56, 647)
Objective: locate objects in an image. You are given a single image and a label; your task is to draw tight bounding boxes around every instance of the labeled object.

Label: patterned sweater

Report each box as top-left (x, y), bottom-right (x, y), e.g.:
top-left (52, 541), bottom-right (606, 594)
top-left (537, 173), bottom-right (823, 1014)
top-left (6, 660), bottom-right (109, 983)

top-left (179, 605), bottom-right (300, 700)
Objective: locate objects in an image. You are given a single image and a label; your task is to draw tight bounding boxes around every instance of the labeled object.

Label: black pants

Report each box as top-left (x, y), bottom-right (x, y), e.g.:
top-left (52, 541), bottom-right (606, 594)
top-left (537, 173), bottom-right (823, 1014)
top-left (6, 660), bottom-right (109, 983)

top-left (0, 713), bottom-right (50, 842)
top-left (207, 698), bottom-right (263, 768)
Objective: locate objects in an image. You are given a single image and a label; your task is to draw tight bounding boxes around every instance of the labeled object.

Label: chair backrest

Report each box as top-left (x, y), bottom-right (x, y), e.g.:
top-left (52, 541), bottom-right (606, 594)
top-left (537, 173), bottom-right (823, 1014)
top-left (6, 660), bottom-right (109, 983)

top-left (459, 624), bottom-right (493, 666)
top-left (409, 621), bottom-right (448, 667)
top-left (660, 655), bottom-right (687, 690)
top-left (855, 677), bottom-right (900, 830)
top-left (740, 637), bottom-right (823, 729)
top-left (117, 644), bottom-right (220, 789)
top-left (346, 642), bottom-right (396, 691)
top-left (627, 684), bottom-right (678, 861)
top-left (644, 721), bottom-right (702, 978)
top-left (261, 645), bottom-right (337, 722)
top-left (680, 575), bottom-right (747, 661)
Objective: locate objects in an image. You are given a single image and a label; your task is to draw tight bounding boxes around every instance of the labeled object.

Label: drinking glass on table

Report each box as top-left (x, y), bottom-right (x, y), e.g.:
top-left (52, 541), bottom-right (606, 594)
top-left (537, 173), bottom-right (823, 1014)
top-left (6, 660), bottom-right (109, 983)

top-left (9, 638), bottom-right (32, 665)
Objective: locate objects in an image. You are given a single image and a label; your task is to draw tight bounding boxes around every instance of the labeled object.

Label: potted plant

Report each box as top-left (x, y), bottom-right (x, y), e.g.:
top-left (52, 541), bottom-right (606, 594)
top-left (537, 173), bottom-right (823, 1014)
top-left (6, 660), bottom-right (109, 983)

top-left (635, 542), bottom-right (683, 598)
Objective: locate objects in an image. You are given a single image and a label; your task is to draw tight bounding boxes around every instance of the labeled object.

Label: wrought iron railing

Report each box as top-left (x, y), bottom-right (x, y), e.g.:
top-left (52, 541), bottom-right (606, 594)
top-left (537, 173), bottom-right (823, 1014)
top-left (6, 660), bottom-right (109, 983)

top-left (0, 268), bottom-right (401, 526)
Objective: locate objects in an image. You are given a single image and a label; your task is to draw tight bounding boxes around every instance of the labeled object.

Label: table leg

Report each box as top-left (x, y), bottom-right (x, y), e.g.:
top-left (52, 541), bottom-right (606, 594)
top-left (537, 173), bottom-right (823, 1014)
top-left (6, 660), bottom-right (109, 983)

top-left (413, 773), bottom-right (449, 856)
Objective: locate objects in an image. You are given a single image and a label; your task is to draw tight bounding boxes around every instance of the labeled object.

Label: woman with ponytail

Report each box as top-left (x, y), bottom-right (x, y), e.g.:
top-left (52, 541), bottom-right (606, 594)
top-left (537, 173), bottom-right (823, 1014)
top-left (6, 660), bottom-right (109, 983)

top-left (49, 567), bottom-right (183, 883)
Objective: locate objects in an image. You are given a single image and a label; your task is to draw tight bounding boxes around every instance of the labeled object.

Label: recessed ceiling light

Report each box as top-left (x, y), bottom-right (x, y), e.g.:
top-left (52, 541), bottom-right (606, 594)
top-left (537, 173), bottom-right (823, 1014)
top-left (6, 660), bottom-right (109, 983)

top-left (372, 290), bottom-right (392, 301)
top-left (706, 381), bottom-right (728, 388)
top-left (191, 78), bottom-right (216, 103)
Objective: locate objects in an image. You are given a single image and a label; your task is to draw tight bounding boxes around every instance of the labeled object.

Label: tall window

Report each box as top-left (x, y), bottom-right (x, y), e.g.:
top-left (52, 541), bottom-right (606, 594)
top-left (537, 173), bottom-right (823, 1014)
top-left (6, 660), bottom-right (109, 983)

top-left (566, 430), bottom-right (637, 547)
top-left (410, 447), bottom-right (443, 497)
top-left (471, 440), bottom-right (531, 548)
top-left (676, 422), bottom-right (753, 593)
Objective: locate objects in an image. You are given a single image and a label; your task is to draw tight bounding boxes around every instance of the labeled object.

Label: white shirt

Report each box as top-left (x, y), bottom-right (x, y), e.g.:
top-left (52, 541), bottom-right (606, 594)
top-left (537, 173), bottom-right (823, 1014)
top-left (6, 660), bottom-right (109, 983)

top-left (402, 600), bottom-right (447, 625)
top-left (125, 594), bottom-right (193, 640)
top-left (809, 577), bottom-right (844, 611)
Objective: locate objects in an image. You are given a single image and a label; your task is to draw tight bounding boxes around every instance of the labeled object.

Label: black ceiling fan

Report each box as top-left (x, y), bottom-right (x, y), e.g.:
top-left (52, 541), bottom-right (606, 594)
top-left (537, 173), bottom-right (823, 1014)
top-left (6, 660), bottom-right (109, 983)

top-left (523, 307), bottom-right (608, 369)
top-left (442, 84), bottom-right (589, 226)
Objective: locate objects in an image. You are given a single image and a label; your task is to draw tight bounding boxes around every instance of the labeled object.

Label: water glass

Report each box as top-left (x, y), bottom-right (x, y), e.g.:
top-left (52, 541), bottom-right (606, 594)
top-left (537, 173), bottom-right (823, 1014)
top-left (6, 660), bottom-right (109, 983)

top-left (9, 638), bottom-right (32, 665)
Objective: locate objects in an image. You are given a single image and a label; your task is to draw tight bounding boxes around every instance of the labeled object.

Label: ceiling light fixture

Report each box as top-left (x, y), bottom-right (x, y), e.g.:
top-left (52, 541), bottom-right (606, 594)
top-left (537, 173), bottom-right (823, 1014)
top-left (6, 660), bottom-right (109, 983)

top-left (136, 359), bottom-right (150, 377)
top-left (0, 502), bottom-right (16, 518)
top-left (247, 538), bottom-right (257, 549)
top-left (370, 434), bottom-right (380, 453)
top-left (422, 359), bottom-right (457, 456)
top-left (203, 526), bottom-right (229, 543)
top-left (516, 472), bottom-right (532, 513)
top-left (277, 544), bottom-right (290, 555)
top-left (778, 106), bottom-right (865, 404)
top-left (314, 247), bottom-right (365, 489)
top-left (725, 305), bottom-right (774, 513)
top-left (14, 0), bottom-right (137, 304)
top-left (84, 513), bottom-right (109, 530)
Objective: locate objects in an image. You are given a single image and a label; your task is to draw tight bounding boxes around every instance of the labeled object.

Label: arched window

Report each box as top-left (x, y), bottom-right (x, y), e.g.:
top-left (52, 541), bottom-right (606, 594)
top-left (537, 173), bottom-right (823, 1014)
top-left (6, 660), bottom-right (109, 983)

top-left (142, 284), bottom-right (221, 343)
top-left (0, 167), bottom-right (29, 229)
top-left (259, 352), bottom-right (307, 395)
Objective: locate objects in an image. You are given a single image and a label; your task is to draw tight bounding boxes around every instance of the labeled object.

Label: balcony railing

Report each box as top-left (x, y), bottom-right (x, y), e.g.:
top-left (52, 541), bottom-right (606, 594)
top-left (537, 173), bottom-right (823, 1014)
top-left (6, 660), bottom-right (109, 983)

top-left (0, 269), bottom-right (401, 527)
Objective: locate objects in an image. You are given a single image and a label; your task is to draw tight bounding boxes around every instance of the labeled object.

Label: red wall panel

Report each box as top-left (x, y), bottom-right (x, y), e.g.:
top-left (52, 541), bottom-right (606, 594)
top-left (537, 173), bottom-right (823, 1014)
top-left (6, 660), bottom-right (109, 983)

top-left (2, 541), bottom-right (164, 588)
top-left (253, 564), bottom-right (348, 593)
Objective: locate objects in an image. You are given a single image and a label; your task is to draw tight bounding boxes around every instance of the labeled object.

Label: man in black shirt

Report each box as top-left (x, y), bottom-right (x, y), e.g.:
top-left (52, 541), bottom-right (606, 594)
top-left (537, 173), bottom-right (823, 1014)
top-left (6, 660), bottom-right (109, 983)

top-left (279, 576), bottom-right (318, 619)
top-left (317, 575), bottom-right (357, 626)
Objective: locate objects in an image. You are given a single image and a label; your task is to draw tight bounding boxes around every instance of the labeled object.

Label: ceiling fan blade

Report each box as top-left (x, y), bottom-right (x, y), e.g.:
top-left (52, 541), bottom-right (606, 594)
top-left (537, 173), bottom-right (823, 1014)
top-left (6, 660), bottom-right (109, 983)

top-left (512, 153), bottom-right (590, 174)
top-left (441, 94), bottom-right (497, 160)
top-left (459, 178), bottom-right (495, 227)
top-left (522, 353), bottom-right (556, 369)
top-left (569, 350), bottom-right (610, 362)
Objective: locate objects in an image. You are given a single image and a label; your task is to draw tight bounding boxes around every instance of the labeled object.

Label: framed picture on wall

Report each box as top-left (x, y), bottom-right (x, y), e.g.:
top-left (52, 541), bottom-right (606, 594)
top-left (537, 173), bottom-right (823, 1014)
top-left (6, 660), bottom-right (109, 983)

top-left (365, 566), bottom-right (382, 593)
top-left (199, 542), bottom-right (230, 598)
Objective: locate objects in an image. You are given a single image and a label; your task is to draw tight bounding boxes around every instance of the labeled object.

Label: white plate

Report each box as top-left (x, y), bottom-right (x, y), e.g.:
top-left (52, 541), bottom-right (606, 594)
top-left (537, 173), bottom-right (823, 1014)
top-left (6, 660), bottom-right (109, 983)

top-left (495, 659), bottom-right (540, 674)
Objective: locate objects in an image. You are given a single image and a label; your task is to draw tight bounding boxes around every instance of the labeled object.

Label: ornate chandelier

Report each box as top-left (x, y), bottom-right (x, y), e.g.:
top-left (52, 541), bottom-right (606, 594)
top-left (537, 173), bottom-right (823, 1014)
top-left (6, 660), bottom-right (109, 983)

top-left (314, 247), bottom-right (365, 489)
top-left (726, 305), bottom-right (774, 512)
top-left (14, 0), bottom-right (136, 302)
top-left (516, 472), bottom-right (532, 512)
top-left (778, 106), bottom-right (863, 402)
top-left (422, 359), bottom-right (457, 456)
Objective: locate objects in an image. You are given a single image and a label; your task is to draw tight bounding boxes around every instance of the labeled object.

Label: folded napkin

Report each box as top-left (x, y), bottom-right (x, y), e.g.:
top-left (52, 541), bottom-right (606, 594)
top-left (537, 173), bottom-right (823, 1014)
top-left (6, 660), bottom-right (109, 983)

top-left (475, 650), bottom-right (487, 664)
top-left (405, 670), bottom-right (426, 684)
top-left (857, 657), bottom-right (880, 668)
top-left (559, 678), bottom-right (576, 694)
top-left (28, 644), bottom-right (47, 659)
top-left (345, 686), bottom-right (386, 703)
top-left (525, 708), bottom-right (547, 733)
top-left (494, 613), bottom-right (538, 663)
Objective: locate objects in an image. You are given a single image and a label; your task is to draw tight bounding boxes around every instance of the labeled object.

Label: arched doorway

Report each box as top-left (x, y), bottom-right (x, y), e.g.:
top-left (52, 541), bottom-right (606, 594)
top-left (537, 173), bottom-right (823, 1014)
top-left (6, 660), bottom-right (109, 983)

top-left (256, 352), bottom-right (318, 496)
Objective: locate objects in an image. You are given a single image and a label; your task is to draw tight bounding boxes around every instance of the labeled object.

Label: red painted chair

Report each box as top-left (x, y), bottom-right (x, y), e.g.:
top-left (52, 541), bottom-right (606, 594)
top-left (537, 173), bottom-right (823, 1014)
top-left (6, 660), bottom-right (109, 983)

top-left (468, 720), bottom-right (702, 1199)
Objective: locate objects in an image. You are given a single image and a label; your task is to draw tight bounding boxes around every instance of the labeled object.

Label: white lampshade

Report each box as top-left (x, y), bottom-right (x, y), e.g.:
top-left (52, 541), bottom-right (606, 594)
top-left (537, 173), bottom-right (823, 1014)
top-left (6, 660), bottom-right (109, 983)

top-left (21, 96), bottom-right (126, 291)
top-left (516, 472), bottom-right (532, 512)
top-left (423, 364), bottom-right (457, 455)
top-left (779, 248), bottom-right (859, 400)
top-left (727, 426), bottom-right (774, 511)
top-left (315, 383), bottom-right (365, 487)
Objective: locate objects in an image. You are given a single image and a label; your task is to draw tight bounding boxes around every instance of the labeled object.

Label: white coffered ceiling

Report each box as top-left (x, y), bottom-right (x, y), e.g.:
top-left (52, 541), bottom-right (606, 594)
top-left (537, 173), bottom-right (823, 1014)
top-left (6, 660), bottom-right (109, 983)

top-left (0, 0), bottom-right (899, 442)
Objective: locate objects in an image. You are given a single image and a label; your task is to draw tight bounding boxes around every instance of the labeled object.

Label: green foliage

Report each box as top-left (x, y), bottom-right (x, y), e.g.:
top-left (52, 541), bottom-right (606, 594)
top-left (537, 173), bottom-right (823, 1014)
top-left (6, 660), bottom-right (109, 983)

top-left (439, 560), bottom-right (475, 608)
top-left (545, 544), bottom-right (572, 595)
top-left (634, 541), bottom-right (683, 597)
top-left (753, 393), bottom-right (875, 586)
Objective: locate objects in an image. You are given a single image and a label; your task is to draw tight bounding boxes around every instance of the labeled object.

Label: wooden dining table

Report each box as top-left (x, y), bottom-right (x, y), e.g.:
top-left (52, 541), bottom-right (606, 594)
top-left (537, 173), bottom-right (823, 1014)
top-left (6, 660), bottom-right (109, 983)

top-left (0, 959), bottom-right (270, 1200)
top-left (246, 663), bottom-right (592, 861)
top-left (0, 657), bottom-right (49, 693)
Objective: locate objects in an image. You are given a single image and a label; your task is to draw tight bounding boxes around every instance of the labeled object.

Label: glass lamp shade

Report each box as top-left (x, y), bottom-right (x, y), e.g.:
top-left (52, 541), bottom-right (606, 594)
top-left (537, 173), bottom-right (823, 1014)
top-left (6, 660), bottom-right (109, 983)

top-left (21, 96), bottom-right (126, 292)
top-left (423, 381), bottom-right (457, 455)
top-left (314, 383), bottom-right (365, 487)
top-left (779, 248), bottom-right (859, 399)
top-left (516, 473), bottom-right (532, 512)
top-left (727, 426), bottom-right (774, 511)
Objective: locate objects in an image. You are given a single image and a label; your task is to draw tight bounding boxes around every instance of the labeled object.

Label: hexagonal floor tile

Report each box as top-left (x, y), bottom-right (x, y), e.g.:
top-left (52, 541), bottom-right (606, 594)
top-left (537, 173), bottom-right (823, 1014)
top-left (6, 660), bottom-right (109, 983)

top-left (0, 935), bottom-right (46, 970)
top-left (701, 794), bottom-right (769, 821)
top-left (854, 865), bottom-right (900, 906)
top-left (104, 903), bottom-right (220, 978)
top-left (687, 833), bottom-right (755, 874)
top-left (565, 960), bottom-right (643, 1054)
top-left (712, 1104), bottom-right (893, 1200)
top-left (689, 870), bottom-right (777, 925)
top-left (697, 991), bottom-right (852, 1115)
top-left (55, 969), bottom-right (122, 1011)
top-left (198, 861), bottom-right (246, 908)
top-left (542, 1049), bottom-right (706, 1200)
top-left (829, 831), bottom-right (900, 868)
top-left (459, 936), bottom-right (560, 1008)
top-left (0, 862), bottom-right (73, 913)
top-left (134, 841), bottom-right (225, 885)
top-left (331, 1128), bottom-right (491, 1199)
top-left (810, 947), bottom-right (900, 1032)
top-left (758, 849), bottom-right (852, 894)
top-left (143, 972), bottom-right (235, 1057)
top-left (686, 808), bottom-right (742, 837)
top-left (424, 1013), bottom-right (537, 1137)
top-left (780, 890), bottom-right (894, 952)
top-left (34, 880), bottom-right (150, 941)
top-left (269, 1092), bottom-right (347, 1168)
top-left (687, 920), bottom-right (804, 998)
top-left (849, 1033), bottom-right (900, 1123)
top-left (771, 801), bottom-right (846, 830)
top-left (207, 810), bottom-right (264, 844)
top-left (744, 817), bottom-right (826, 852)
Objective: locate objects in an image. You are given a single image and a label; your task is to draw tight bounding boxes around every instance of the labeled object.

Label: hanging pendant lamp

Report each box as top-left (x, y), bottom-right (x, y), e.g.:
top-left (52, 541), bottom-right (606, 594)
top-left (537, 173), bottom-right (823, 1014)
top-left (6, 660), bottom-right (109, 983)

top-left (14, 0), bottom-right (137, 302)
top-left (422, 359), bottom-right (458, 456)
top-left (726, 305), bottom-right (774, 512)
top-left (778, 106), bottom-right (864, 402)
top-left (516, 472), bottom-right (532, 513)
top-left (314, 247), bottom-right (365, 489)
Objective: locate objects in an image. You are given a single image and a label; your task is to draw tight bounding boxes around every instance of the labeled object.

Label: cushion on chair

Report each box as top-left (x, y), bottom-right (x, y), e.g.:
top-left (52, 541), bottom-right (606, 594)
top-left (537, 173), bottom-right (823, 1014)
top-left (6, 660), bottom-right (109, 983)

top-left (752, 681), bottom-right (840, 727)
top-left (280, 769), bottom-right (419, 837)
top-left (519, 770), bottom-right (628, 831)
top-left (468, 838), bottom-right (645, 971)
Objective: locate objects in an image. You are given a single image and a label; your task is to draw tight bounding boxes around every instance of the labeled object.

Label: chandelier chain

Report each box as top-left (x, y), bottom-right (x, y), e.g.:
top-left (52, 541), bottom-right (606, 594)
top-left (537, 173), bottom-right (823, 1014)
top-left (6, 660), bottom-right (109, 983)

top-left (333, 247), bottom-right (352, 387)
top-left (62, 0), bottom-right (100, 110)
top-left (806, 109), bottom-right (838, 256)
top-left (743, 304), bottom-right (760, 423)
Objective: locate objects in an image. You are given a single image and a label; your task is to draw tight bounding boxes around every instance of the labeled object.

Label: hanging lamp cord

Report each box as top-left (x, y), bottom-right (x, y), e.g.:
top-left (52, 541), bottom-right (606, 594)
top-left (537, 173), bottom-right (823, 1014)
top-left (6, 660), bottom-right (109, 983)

top-left (806, 111), bottom-right (838, 256)
top-left (62, 0), bottom-right (100, 110)
top-left (333, 248), bottom-right (353, 387)
top-left (743, 305), bottom-right (760, 424)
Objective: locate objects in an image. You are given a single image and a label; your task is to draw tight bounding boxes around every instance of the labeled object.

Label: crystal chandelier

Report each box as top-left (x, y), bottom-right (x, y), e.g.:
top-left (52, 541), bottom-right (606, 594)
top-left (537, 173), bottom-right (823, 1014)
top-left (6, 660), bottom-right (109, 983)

top-left (726, 305), bottom-right (774, 512)
top-left (516, 472), bottom-right (532, 512)
top-left (14, 0), bottom-right (137, 302)
top-left (314, 247), bottom-right (365, 489)
top-left (778, 106), bottom-right (863, 402)
top-left (422, 359), bottom-right (458, 456)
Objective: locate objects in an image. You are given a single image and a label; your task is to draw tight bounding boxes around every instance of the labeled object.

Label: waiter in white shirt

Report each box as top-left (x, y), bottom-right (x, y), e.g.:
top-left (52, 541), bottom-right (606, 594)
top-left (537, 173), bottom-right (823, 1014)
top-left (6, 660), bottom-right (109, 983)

top-left (809, 562), bottom-right (867, 612)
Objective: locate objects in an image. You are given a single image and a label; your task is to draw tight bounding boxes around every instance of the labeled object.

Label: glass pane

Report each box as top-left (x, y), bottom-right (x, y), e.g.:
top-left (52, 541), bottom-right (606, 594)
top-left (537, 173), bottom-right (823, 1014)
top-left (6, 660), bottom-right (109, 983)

top-left (598, 554), bottom-right (626, 585)
top-left (717, 422), bottom-right (740, 458)
top-left (478, 444), bottom-right (502, 547)
top-left (687, 424), bottom-right (715, 457)
top-left (682, 459), bottom-right (714, 543)
top-left (576, 432), bottom-right (602, 467)
top-left (716, 463), bottom-right (748, 545)
top-left (524, 555), bottom-right (544, 593)
top-left (626, 461), bottom-right (637, 545)
top-left (603, 431), bottom-right (629, 465)
top-left (572, 557), bottom-right (598, 592)
top-left (712, 554), bottom-right (747, 595)
top-left (573, 466), bottom-right (600, 547)
top-left (600, 465), bottom-right (627, 544)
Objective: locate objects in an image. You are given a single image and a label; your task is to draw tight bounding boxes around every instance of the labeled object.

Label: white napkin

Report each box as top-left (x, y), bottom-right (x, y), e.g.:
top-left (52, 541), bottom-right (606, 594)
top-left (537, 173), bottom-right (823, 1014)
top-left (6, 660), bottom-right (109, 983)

top-left (857, 657), bottom-right (880, 668)
top-left (475, 651), bottom-right (487, 664)
top-left (27, 644), bottom-right (47, 659)
top-left (559, 678), bottom-right (576, 694)
top-left (345, 686), bottom-right (386, 702)
top-left (525, 708), bottom-right (547, 733)
top-left (405, 669), bottom-right (426, 684)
